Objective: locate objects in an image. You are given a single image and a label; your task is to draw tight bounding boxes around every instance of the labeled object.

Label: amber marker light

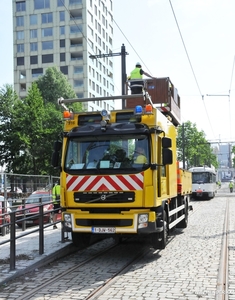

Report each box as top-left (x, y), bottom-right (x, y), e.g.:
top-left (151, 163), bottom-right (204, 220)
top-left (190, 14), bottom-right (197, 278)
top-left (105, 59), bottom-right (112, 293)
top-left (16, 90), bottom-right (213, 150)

top-left (63, 110), bottom-right (72, 120)
top-left (145, 104), bottom-right (153, 114)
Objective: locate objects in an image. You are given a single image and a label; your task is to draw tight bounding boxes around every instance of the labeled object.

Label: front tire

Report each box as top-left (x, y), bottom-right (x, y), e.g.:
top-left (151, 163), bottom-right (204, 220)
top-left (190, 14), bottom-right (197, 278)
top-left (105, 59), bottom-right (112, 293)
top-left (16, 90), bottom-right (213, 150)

top-left (151, 211), bottom-right (168, 250)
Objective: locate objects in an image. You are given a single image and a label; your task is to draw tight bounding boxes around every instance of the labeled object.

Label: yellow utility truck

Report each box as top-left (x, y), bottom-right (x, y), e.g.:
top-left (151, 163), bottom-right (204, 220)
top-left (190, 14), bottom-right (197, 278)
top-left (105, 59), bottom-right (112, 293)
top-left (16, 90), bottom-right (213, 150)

top-left (52, 77), bottom-right (192, 249)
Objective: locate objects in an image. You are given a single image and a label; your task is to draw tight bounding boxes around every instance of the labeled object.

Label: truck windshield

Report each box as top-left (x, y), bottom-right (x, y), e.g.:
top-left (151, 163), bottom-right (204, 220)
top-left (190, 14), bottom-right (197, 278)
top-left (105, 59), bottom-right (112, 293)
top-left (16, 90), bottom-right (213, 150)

top-left (64, 134), bottom-right (150, 174)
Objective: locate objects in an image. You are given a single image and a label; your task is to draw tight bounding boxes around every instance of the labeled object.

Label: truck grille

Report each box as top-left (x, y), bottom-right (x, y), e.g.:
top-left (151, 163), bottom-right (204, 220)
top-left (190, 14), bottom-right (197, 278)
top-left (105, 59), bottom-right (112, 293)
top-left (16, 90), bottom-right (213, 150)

top-left (73, 191), bottom-right (135, 203)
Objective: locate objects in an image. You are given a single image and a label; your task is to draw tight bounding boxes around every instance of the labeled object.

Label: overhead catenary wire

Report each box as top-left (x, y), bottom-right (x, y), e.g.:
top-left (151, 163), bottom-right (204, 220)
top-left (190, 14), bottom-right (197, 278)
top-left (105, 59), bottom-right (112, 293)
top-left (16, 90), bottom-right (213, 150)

top-left (112, 19), bottom-right (152, 76)
top-left (60, 0), bottom-right (128, 96)
top-left (168, 0), bottom-right (216, 140)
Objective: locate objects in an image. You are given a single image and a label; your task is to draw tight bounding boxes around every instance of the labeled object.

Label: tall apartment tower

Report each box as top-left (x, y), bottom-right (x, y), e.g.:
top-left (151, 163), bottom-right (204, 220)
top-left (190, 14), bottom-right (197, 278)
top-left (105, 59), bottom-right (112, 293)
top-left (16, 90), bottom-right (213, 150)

top-left (13, 0), bottom-right (115, 111)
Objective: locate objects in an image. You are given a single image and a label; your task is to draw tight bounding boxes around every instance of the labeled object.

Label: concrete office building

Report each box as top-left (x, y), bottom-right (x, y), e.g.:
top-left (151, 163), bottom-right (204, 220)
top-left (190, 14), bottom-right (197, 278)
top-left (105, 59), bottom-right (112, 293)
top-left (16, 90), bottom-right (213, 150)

top-left (13, 0), bottom-right (115, 111)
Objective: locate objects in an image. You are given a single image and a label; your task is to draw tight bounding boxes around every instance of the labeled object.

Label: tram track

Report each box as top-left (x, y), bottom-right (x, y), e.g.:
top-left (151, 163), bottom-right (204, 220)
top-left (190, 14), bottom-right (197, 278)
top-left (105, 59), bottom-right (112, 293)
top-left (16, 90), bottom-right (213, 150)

top-left (2, 197), bottom-right (232, 300)
top-left (216, 198), bottom-right (229, 300)
top-left (11, 202), bottom-right (195, 300)
top-left (15, 237), bottom-right (152, 300)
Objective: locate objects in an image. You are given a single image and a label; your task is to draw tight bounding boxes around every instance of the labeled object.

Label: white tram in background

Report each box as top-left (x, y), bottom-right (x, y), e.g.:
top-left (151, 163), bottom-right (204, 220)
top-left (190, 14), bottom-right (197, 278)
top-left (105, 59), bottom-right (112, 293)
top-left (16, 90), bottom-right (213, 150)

top-left (189, 166), bottom-right (217, 200)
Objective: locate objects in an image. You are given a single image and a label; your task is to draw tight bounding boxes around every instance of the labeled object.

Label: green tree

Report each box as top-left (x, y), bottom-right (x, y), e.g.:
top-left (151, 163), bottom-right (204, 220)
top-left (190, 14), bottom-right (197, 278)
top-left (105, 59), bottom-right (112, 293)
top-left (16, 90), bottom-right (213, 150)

top-left (15, 83), bottom-right (65, 175)
top-left (36, 67), bottom-right (78, 105)
top-left (0, 68), bottom-right (84, 176)
top-left (231, 146), bottom-right (235, 168)
top-left (12, 82), bottom-right (48, 174)
top-left (0, 84), bottom-right (21, 172)
top-left (177, 121), bottom-right (218, 169)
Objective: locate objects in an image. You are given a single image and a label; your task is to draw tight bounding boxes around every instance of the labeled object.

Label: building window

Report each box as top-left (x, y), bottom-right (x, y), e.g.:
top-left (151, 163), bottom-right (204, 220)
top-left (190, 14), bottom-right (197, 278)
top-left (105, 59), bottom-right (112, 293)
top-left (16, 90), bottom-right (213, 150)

top-left (30, 14), bottom-right (37, 25)
top-left (30, 42), bottom-right (38, 51)
top-left (69, 0), bottom-right (82, 4)
top-left (32, 68), bottom-right (43, 77)
top-left (42, 41), bottom-right (53, 50)
top-left (88, 26), bottom-right (93, 36)
top-left (109, 25), bottom-right (113, 34)
top-left (102, 15), bottom-right (105, 26)
top-left (17, 57), bottom-right (24, 66)
top-left (16, 16), bottom-right (24, 27)
top-left (16, 1), bottom-right (26, 12)
top-left (74, 79), bottom-right (83, 87)
top-left (70, 25), bottom-right (82, 34)
top-left (20, 83), bottom-right (26, 91)
top-left (77, 92), bottom-right (84, 98)
top-left (60, 26), bottom-right (65, 35)
top-left (57, 0), bottom-right (63, 6)
top-left (60, 39), bottom-right (65, 47)
top-left (34, 0), bottom-right (50, 9)
top-left (20, 70), bottom-right (26, 79)
top-left (59, 11), bottom-right (65, 22)
top-left (41, 13), bottom-right (53, 24)
top-left (17, 44), bottom-right (24, 53)
top-left (98, 23), bottom-right (101, 34)
top-left (88, 39), bottom-right (93, 50)
top-left (30, 56), bottom-right (38, 64)
top-left (60, 53), bottom-right (65, 62)
top-left (17, 31), bottom-right (24, 40)
top-left (42, 54), bottom-right (53, 63)
top-left (41, 27), bottom-right (53, 37)
top-left (88, 12), bottom-right (93, 23)
top-left (30, 29), bottom-right (37, 39)
top-left (71, 53), bottom-right (83, 61)
top-left (74, 66), bottom-right (83, 74)
top-left (60, 66), bottom-right (68, 75)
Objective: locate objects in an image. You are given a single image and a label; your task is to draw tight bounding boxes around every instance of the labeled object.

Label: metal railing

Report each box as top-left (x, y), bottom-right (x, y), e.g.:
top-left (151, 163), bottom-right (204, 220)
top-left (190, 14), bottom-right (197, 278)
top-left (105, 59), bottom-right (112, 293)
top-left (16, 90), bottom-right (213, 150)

top-left (0, 200), bottom-right (66, 271)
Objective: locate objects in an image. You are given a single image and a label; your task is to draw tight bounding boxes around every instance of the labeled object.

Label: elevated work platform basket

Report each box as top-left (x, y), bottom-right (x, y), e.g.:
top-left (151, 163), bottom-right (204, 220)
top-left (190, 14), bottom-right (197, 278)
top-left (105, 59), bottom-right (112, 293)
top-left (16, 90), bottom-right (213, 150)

top-left (126, 77), bottom-right (181, 126)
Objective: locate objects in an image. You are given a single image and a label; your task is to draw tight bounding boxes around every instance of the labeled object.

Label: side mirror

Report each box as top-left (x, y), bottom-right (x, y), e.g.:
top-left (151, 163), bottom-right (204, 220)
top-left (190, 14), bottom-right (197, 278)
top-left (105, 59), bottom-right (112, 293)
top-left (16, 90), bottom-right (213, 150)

top-left (162, 148), bottom-right (172, 165)
top-left (162, 137), bottom-right (172, 148)
top-left (51, 152), bottom-right (60, 168)
top-left (54, 141), bottom-right (62, 152)
top-left (51, 140), bottom-right (62, 168)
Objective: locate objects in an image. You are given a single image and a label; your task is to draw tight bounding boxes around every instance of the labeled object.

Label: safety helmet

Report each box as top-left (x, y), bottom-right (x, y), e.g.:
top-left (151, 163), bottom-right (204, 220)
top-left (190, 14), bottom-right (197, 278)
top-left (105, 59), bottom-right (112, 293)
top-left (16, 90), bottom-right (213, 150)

top-left (134, 155), bottom-right (146, 164)
top-left (135, 62), bottom-right (141, 67)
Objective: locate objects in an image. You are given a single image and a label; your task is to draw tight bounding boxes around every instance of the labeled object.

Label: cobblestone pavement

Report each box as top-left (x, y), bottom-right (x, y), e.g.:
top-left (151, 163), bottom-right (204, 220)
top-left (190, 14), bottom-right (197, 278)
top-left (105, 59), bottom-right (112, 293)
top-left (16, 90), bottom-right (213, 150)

top-left (99, 196), bottom-right (235, 300)
top-left (0, 195), bottom-right (235, 300)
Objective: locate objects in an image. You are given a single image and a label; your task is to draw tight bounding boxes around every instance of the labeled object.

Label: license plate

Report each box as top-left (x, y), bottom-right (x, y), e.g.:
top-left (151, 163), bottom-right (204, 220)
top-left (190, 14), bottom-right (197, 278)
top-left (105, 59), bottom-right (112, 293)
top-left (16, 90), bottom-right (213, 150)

top-left (26, 220), bottom-right (34, 224)
top-left (92, 227), bottom-right (116, 234)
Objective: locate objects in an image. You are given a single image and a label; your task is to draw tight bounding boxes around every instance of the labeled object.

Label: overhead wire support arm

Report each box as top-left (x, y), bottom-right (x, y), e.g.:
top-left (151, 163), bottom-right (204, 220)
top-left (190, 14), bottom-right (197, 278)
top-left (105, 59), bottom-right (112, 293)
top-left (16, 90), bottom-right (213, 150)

top-left (89, 52), bottom-right (123, 59)
top-left (89, 44), bottom-right (129, 109)
top-left (58, 94), bottom-right (143, 105)
top-left (206, 94), bottom-right (229, 97)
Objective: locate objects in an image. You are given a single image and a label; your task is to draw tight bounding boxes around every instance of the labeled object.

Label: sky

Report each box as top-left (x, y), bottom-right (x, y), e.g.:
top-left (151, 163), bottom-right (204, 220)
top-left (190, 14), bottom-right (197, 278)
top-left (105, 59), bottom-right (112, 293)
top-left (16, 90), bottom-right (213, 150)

top-left (1, 0), bottom-right (235, 144)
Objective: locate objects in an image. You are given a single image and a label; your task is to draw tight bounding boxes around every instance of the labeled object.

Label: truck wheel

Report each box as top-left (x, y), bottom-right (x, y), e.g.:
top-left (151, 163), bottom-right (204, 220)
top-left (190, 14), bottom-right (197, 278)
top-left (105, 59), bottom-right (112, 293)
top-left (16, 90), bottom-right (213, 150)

top-left (72, 232), bottom-right (90, 248)
top-left (176, 202), bottom-right (188, 228)
top-left (151, 211), bottom-right (167, 250)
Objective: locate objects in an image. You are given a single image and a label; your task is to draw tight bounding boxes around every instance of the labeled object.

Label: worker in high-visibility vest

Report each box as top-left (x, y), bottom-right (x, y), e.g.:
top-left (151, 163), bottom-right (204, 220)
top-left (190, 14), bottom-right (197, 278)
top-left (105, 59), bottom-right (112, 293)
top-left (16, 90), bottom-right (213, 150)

top-left (128, 62), bottom-right (155, 94)
top-left (52, 181), bottom-right (61, 229)
top-left (229, 180), bottom-right (234, 193)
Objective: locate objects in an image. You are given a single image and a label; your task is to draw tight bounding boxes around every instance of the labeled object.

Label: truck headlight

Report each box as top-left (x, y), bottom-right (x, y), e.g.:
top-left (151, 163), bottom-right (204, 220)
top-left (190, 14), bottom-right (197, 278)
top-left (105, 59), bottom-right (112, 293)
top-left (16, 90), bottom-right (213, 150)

top-left (138, 214), bottom-right (148, 229)
top-left (64, 213), bottom-right (71, 222)
top-left (138, 214), bottom-right (148, 223)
